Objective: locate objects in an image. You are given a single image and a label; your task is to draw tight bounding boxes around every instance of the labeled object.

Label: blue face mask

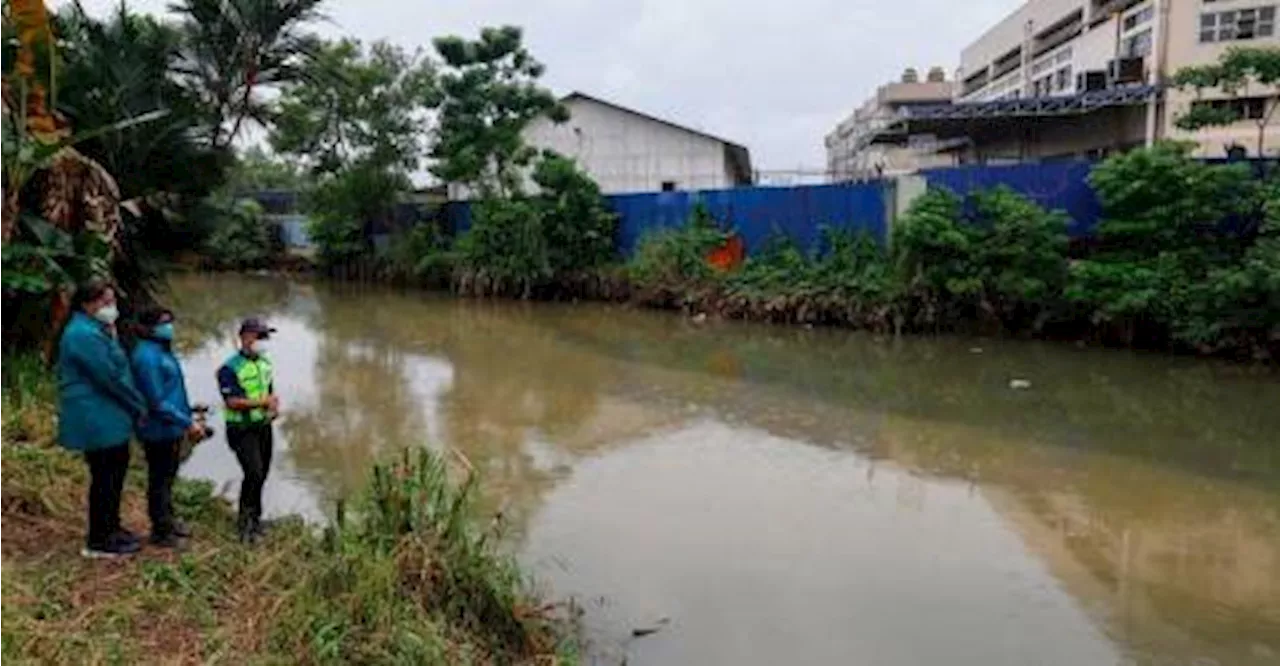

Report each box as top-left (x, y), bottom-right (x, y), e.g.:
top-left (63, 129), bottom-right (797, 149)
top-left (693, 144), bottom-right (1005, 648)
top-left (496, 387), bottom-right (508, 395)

top-left (152, 322), bottom-right (175, 341)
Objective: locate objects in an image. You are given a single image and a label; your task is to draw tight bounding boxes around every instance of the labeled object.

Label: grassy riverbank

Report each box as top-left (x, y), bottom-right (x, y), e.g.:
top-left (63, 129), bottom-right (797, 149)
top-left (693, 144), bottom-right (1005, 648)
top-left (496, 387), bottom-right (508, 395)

top-left (1, 356), bottom-right (577, 665)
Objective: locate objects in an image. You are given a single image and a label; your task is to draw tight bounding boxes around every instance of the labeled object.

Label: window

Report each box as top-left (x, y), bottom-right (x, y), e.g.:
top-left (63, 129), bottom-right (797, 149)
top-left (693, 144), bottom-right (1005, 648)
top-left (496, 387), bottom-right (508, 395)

top-left (1124, 28), bottom-right (1153, 57)
top-left (1054, 66), bottom-right (1073, 92)
top-left (1200, 6), bottom-right (1277, 42)
top-left (661, 181), bottom-right (677, 192)
top-left (1123, 5), bottom-right (1153, 31)
top-left (1192, 97), bottom-right (1271, 122)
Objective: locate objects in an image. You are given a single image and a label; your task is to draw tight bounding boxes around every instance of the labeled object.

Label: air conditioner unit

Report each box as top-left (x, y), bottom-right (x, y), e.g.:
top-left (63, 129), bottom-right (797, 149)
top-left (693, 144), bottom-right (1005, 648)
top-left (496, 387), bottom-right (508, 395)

top-left (1078, 70), bottom-right (1108, 92)
top-left (1107, 57), bottom-right (1145, 84)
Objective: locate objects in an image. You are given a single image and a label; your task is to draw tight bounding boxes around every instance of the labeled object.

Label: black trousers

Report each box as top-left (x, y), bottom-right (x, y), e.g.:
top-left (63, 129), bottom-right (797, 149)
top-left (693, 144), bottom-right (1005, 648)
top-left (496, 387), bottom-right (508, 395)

top-left (142, 438), bottom-right (181, 537)
top-left (227, 424), bottom-right (273, 530)
top-left (84, 444), bottom-right (131, 547)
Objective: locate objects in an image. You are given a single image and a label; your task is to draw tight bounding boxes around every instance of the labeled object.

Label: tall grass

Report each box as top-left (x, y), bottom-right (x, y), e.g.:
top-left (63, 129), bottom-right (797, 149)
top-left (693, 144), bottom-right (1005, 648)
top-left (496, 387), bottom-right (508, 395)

top-left (1, 354), bottom-right (58, 445)
top-left (275, 448), bottom-right (567, 663)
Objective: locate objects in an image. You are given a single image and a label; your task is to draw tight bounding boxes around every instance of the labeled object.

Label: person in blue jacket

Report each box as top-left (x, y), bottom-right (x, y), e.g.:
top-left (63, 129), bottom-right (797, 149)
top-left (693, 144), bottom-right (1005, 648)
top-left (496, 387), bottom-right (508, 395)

top-left (57, 278), bottom-right (147, 558)
top-left (130, 306), bottom-right (207, 548)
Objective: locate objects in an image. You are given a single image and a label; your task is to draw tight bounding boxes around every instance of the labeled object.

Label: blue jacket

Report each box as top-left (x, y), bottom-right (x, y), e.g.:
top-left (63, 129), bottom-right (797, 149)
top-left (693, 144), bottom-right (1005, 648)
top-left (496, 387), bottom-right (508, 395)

top-left (130, 338), bottom-right (194, 444)
top-left (56, 312), bottom-right (147, 451)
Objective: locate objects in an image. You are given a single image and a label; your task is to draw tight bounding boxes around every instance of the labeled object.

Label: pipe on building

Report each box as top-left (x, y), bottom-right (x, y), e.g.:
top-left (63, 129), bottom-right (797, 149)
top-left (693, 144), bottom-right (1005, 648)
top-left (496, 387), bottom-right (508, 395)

top-left (1145, 0), bottom-right (1167, 147)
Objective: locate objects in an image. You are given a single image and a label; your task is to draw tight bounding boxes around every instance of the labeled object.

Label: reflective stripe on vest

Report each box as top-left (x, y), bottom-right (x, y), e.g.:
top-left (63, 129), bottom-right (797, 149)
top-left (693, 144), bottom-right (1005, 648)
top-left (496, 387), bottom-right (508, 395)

top-left (224, 354), bottom-right (273, 424)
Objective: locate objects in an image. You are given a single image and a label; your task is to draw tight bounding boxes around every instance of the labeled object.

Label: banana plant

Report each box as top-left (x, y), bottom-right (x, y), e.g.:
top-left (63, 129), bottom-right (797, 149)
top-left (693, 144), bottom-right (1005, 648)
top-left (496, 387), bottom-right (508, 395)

top-left (0, 0), bottom-right (167, 245)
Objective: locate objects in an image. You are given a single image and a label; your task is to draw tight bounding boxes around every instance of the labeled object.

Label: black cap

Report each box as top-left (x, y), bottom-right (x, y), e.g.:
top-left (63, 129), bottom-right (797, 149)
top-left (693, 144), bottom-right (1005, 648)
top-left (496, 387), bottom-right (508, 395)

top-left (238, 317), bottom-right (277, 338)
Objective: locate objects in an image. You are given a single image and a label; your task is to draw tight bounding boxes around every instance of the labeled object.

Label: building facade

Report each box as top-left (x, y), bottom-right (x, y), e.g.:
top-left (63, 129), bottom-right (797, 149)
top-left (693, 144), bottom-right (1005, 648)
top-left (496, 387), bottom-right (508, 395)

top-left (955, 0), bottom-right (1279, 159)
top-left (825, 69), bottom-right (959, 181)
top-left (521, 92), bottom-right (753, 195)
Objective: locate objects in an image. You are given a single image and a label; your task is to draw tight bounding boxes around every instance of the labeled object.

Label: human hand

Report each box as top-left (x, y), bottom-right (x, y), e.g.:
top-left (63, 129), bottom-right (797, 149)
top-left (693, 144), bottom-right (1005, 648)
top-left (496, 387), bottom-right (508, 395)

top-left (266, 395), bottom-right (280, 411)
top-left (186, 423), bottom-right (206, 439)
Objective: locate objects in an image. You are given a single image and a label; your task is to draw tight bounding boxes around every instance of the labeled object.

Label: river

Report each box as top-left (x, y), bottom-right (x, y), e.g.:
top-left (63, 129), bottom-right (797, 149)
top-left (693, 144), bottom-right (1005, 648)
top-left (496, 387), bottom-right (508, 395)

top-left (166, 274), bottom-right (1280, 666)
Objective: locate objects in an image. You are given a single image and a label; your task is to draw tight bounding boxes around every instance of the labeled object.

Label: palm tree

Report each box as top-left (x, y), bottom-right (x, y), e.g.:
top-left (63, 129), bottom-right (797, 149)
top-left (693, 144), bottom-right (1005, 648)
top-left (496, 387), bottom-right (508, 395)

top-left (170, 0), bottom-right (325, 150)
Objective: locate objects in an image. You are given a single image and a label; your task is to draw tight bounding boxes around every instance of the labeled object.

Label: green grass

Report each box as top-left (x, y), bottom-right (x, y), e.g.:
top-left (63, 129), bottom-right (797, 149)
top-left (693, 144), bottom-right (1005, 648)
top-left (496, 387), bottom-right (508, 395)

top-left (1, 356), bottom-right (577, 665)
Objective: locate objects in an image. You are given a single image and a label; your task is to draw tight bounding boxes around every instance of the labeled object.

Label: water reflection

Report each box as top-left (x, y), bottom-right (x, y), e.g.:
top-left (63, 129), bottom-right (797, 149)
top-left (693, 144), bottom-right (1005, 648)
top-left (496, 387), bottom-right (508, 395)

top-left (170, 274), bottom-right (1280, 666)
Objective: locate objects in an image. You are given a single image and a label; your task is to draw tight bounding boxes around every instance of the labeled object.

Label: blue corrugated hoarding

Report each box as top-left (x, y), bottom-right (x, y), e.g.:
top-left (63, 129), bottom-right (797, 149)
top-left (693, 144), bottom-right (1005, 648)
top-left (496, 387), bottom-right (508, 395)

top-left (440, 159), bottom-right (1275, 254)
top-left (613, 182), bottom-right (889, 254)
top-left (920, 161), bottom-right (1101, 237)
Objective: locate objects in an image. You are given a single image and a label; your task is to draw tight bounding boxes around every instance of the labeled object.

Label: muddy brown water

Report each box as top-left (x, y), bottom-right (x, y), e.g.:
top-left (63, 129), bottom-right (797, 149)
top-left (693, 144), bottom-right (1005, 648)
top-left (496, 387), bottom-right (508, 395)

top-left (168, 274), bottom-right (1280, 666)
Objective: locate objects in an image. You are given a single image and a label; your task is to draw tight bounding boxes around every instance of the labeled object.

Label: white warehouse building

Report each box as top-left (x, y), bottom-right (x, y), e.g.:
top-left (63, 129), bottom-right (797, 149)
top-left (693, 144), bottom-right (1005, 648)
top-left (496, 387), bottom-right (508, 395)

top-left (521, 92), bottom-right (753, 195)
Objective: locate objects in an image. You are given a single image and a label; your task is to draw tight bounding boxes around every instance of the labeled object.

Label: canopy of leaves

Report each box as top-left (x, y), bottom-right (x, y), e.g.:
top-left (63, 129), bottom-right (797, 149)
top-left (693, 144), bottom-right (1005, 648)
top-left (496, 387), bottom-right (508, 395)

top-left (54, 4), bottom-right (228, 203)
top-left (430, 26), bottom-right (567, 196)
top-left (271, 39), bottom-right (436, 175)
top-left (270, 38), bottom-right (436, 270)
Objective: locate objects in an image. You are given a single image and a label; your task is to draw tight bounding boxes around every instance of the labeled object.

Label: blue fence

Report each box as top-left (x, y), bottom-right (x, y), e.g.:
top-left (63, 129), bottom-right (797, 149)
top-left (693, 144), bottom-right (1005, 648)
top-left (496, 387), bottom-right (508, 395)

top-left (920, 161), bottom-right (1102, 237)
top-left (445, 182), bottom-right (890, 255)
top-left (612, 182), bottom-right (889, 254)
top-left (448, 158), bottom-right (1278, 254)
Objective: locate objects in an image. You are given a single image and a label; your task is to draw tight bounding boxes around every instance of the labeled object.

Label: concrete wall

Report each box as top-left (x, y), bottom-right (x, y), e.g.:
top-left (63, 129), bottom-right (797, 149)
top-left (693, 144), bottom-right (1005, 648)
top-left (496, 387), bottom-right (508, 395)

top-left (522, 97), bottom-right (739, 194)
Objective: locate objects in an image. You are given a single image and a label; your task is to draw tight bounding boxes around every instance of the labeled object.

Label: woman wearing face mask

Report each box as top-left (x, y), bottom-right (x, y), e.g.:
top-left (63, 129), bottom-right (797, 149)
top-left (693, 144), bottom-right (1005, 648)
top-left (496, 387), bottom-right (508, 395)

top-left (56, 278), bottom-right (148, 558)
top-left (130, 307), bottom-right (206, 548)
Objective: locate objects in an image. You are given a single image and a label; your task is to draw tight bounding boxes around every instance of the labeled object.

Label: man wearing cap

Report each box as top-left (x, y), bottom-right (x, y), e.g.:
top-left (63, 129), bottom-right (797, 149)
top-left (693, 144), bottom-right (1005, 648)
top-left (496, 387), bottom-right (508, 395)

top-left (216, 318), bottom-right (279, 543)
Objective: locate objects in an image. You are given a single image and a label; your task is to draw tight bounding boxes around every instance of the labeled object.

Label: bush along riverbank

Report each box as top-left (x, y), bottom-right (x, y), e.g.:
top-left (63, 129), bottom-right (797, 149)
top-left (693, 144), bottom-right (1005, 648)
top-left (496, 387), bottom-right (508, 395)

top-left (365, 143), bottom-right (1278, 361)
top-left (0, 356), bottom-right (578, 665)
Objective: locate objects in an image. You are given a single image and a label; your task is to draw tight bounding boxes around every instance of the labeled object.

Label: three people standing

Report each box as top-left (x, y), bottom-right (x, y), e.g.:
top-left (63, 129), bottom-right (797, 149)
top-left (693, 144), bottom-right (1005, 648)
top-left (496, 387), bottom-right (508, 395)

top-left (55, 276), bottom-right (280, 555)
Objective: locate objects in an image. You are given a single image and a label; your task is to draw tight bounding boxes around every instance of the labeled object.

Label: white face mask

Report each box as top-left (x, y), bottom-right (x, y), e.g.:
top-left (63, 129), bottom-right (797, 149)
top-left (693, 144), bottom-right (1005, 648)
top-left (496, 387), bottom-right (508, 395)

top-left (250, 338), bottom-right (269, 354)
top-left (93, 304), bottom-right (120, 325)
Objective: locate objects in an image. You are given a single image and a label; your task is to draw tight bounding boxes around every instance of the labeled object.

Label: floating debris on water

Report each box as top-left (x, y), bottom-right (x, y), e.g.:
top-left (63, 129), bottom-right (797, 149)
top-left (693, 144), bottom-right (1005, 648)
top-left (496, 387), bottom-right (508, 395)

top-left (631, 617), bottom-right (671, 639)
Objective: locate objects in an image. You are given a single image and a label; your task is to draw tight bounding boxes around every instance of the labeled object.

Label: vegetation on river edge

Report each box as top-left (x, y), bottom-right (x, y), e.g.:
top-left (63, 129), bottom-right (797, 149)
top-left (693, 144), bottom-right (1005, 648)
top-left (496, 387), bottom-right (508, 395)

top-left (1, 356), bottom-right (578, 665)
top-left (370, 142), bottom-right (1280, 361)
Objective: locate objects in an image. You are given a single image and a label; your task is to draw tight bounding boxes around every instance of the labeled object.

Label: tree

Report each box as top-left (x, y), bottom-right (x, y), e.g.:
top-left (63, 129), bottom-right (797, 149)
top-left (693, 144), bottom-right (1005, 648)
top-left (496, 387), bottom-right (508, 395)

top-left (1172, 46), bottom-right (1280, 157)
top-left (54, 3), bottom-right (231, 283)
top-left (171, 0), bottom-right (324, 151)
top-left (270, 38), bottom-right (436, 269)
top-left (430, 26), bottom-right (567, 197)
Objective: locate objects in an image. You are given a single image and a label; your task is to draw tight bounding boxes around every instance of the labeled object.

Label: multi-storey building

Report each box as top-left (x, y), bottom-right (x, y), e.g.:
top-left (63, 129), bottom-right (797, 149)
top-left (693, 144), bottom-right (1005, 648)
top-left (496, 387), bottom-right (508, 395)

top-left (853, 0), bottom-right (1278, 165)
top-left (825, 68), bottom-right (959, 181)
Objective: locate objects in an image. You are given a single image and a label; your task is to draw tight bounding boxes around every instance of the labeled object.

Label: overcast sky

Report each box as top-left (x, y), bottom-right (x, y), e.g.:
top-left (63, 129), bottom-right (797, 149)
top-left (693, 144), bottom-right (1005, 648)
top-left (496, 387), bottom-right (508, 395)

top-left (76, 0), bottom-right (1019, 172)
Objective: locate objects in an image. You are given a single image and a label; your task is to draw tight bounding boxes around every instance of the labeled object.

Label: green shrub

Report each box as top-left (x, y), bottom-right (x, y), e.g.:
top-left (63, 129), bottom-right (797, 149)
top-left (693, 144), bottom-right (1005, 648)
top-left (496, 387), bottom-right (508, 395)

top-left (452, 153), bottom-right (618, 297)
top-left (455, 198), bottom-right (549, 296)
top-left (890, 187), bottom-right (980, 326)
top-left (969, 186), bottom-right (1069, 330)
top-left (1069, 142), bottom-right (1275, 354)
top-left (534, 153), bottom-right (618, 275)
top-left (385, 222), bottom-right (456, 287)
top-left (628, 204), bottom-right (727, 289)
top-left (890, 185), bottom-right (1070, 332)
top-left (720, 227), bottom-right (892, 325)
top-left (203, 199), bottom-right (277, 270)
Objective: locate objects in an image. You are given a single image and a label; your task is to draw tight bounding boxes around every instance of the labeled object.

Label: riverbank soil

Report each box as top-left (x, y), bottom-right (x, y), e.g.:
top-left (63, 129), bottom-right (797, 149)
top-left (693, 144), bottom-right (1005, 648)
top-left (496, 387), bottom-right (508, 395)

top-left (1, 361), bottom-right (577, 665)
